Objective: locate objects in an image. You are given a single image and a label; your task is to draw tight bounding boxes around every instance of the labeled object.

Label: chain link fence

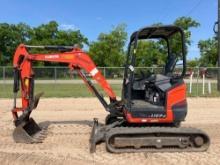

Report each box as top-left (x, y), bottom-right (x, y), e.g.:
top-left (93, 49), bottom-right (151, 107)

top-left (0, 66), bottom-right (220, 97)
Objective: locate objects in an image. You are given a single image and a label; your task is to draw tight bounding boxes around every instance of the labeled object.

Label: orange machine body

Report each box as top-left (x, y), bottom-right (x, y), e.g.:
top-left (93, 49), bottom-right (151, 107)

top-left (125, 83), bottom-right (187, 124)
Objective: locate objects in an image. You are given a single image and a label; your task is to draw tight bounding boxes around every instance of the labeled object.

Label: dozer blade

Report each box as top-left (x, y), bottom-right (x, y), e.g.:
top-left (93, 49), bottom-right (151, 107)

top-left (13, 118), bottom-right (46, 143)
top-left (89, 118), bottom-right (105, 153)
top-left (89, 118), bottom-right (124, 153)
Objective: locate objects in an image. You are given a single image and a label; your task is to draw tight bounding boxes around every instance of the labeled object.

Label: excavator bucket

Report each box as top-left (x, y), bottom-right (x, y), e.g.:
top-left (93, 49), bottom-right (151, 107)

top-left (13, 118), bottom-right (45, 143)
top-left (13, 92), bottom-right (46, 143)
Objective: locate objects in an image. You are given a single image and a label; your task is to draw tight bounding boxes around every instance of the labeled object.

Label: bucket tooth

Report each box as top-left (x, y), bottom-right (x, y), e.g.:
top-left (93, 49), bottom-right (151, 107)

top-left (13, 118), bottom-right (45, 143)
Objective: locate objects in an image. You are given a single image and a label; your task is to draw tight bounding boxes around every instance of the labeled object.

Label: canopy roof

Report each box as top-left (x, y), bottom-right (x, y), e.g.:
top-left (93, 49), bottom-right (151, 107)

top-left (130, 25), bottom-right (183, 42)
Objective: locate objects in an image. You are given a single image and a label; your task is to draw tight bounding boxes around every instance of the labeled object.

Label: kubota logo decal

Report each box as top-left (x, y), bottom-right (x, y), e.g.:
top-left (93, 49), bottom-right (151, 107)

top-left (45, 55), bottom-right (59, 59)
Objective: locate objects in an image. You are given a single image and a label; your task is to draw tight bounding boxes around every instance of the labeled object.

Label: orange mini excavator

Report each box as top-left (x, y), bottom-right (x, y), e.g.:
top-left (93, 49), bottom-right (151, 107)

top-left (11, 25), bottom-right (210, 153)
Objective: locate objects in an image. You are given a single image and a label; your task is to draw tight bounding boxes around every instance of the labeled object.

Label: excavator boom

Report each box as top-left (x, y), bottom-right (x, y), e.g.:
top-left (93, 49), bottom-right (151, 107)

top-left (12, 44), bottom-right (120, 143)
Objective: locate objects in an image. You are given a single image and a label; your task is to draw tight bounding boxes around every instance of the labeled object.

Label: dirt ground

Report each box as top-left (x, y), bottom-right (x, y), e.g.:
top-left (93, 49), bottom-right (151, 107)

top-left (0, 98), bottom-right (220, 165)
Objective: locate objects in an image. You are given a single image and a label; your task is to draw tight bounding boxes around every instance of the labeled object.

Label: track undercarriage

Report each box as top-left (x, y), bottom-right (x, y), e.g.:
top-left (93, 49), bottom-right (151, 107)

top-left (90, 118), bottom-right (210, 153)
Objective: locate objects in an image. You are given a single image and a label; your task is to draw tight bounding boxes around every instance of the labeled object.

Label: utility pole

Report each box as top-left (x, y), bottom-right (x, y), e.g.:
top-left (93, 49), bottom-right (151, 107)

top-left (218, 0), bottom-right (220, 91)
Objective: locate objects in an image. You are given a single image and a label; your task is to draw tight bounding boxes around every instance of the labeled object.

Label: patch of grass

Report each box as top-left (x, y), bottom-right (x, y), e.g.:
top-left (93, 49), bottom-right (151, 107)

top-left (0, 83), bottom-right (122, 98)
top-left (0, 83), bottom-right (220, 98)
top-left (187, 83), bottom-right (220, 97)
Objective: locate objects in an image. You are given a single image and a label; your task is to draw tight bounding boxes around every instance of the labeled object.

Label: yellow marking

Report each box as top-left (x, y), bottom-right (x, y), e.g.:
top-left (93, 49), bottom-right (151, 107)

top-left (24, 78), bottom-right (29, 87)
top-left (149, 119), bottom-right (159, 122)
top-left (63, 55), bottom-right (74, 60)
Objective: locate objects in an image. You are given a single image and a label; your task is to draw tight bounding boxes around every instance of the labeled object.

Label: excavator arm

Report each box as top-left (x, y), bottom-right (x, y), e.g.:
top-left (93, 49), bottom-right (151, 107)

top-left (12, 44), bottom-right (121, 137)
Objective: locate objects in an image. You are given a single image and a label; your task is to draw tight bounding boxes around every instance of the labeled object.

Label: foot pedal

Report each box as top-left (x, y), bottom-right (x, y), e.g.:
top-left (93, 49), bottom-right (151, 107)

top-left (13, 118), bottom-right (47, 143)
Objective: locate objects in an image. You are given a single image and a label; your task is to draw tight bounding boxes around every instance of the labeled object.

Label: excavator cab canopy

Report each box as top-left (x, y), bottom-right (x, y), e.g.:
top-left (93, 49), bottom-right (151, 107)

top-left (122, 25), bottom-right (187, 111)
top-left (130, 25), bottom-right (184, 40)
top-left (127, 25), bottom-right (186, 77)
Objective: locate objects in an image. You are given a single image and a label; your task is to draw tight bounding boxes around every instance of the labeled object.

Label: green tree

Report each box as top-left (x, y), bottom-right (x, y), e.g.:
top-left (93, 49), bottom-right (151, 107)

top-left (88, 24), bottom-right (127, 67)
top-left (173, 16), bottom-right (200, 54)
top-left (135, 40), bottom-right (167, 67)
top-left (0, 21), bottom-right (88, 66)
top-left (0, 23), bottom-right (31, 65)
top-left (29, 21), bottom-right (88, 47)
top-left (187, 58), bottom-right (200, 67)
top-left (135, 16), bottom-right (200, 67)
top-left (28, 21), bottom-right (88, 66)
top-left (198, 37), bottom-right (217, 67)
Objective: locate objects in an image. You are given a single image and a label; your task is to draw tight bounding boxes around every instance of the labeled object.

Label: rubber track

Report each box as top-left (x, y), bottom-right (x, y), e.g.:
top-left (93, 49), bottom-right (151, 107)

top-left (105, 127), bottom-right (210, 153)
